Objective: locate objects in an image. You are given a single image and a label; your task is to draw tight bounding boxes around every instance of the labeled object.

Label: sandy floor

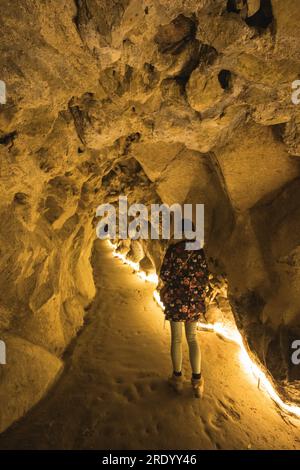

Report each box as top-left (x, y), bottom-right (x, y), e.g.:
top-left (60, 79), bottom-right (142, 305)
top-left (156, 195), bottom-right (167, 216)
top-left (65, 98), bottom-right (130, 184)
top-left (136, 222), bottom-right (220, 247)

top-left (0, 240), bottom-right (299, 450)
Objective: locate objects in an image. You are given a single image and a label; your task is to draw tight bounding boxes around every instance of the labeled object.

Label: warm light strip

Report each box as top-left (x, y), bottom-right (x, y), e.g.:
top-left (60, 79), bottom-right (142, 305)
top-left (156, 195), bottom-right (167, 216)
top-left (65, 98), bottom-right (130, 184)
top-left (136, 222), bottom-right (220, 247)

top-left (108, 241), bottom-right (300, 419)
top-left (112, 249), bottom-right (159, 284)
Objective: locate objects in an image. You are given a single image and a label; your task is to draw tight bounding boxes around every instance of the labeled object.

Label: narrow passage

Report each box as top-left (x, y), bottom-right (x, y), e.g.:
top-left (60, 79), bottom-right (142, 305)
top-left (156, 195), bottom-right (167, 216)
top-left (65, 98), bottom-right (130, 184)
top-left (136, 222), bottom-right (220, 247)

top-left (0, 241), bottom-right (298, 450)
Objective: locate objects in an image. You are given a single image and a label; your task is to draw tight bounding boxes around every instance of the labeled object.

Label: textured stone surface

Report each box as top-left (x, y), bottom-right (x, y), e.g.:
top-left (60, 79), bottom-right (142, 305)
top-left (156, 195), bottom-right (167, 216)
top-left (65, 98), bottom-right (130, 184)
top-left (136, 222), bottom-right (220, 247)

top-left (0, 334), bottom-right (62, 433)
top-left (1, 0), bottom-right (300, 430)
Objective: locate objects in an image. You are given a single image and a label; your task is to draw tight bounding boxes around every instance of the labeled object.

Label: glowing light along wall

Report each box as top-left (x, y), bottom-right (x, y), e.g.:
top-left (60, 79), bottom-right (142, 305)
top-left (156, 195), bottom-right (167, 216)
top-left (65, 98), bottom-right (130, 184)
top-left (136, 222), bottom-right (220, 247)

top-left (108, 241), bottom-right (300, 419)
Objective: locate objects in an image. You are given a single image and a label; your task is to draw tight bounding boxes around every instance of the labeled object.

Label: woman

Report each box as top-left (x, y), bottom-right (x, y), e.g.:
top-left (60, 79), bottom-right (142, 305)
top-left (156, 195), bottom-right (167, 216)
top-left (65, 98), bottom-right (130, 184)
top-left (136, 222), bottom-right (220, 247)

top-left (159, 237), bottom-right (209, 398)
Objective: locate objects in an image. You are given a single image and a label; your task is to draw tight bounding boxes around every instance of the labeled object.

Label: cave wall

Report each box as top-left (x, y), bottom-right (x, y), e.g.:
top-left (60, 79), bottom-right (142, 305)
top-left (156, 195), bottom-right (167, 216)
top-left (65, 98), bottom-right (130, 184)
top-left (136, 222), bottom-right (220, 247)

top-left (1, 0), bottom-right (300, 430)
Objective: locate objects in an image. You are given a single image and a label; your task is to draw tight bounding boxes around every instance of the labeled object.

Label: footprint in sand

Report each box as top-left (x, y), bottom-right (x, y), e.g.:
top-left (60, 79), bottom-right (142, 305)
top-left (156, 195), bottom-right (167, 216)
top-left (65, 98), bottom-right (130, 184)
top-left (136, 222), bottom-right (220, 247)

top-left (217, 399), bottom-right (241, 422)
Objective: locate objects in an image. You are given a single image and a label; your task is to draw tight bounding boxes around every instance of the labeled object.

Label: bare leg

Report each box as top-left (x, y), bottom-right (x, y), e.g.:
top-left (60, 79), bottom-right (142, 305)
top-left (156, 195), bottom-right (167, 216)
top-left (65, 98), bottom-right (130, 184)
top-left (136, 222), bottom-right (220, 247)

top-left (170, 321), bottom-right (183, 373)
top-left (185, 321), bottom-right (201, 375)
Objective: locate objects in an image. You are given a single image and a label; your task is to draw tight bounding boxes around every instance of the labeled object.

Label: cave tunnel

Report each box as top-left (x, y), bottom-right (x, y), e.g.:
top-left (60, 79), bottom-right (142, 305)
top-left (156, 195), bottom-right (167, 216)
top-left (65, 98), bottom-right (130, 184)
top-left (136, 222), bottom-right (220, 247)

top-left (1, 0), bottom-right (300, 458)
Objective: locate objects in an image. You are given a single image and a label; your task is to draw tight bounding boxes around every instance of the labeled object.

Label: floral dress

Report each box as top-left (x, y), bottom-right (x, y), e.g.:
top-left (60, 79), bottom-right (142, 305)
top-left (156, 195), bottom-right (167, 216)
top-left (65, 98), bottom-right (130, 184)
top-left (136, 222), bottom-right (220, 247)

top-left (159, 241), bottom-right (209, 322)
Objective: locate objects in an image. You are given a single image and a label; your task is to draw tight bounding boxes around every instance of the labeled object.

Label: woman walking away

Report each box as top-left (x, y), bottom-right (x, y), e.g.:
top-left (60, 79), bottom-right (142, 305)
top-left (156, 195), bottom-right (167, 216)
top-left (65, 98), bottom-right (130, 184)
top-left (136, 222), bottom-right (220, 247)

top-left (159, 238), bottom-right (209, 398)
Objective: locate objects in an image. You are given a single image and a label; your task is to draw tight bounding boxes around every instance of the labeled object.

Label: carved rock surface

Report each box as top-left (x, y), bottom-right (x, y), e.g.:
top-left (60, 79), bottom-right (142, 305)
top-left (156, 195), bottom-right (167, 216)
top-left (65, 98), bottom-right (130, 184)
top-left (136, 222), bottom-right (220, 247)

top-left (1, 0), bottom-right (300, 430)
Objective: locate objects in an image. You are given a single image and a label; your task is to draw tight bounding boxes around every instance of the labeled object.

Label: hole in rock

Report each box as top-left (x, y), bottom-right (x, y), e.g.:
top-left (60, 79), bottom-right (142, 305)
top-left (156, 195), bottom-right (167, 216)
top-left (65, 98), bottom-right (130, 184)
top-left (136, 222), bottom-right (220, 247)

top-left (226, 0), bottom-right (273, 30)
top-left (245, 0), bottom-right (273, 29)
top-left (226, 0), bottom-right (241, 14)
top-left (0, 131), bottom-right (17, 146)
top-left (13, 192), bottom-right (28, 205)
top-left (144, 63), bottom-right (155, 73)
top-left (272, 123), bottom-right (286, 143)
top-left (218, 70), bottom-right (232, 90)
